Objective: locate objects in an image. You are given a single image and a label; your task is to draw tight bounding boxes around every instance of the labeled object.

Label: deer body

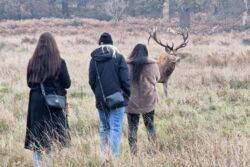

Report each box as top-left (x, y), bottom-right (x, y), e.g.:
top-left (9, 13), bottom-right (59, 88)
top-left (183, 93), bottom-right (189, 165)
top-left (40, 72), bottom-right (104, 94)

top-left (157, 54), bottom-right (179, 96)
top-left (149, 28), bottom-right (189, 96)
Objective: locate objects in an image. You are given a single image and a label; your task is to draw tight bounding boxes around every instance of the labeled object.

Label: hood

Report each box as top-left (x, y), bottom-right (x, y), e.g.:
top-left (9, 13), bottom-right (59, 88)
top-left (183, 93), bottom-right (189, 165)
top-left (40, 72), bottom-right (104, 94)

top-left (91, 45), bottom-right (119, 62)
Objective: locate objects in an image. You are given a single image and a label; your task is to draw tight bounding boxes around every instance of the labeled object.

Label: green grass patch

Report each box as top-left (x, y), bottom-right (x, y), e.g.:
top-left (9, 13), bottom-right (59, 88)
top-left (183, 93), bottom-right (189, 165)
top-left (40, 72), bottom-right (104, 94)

top-left (69, 91), bottom-right (89, 99)
top-left (0, 85), bottom-right (10, 94)
top-left (0, 121), bottom-right (10, 134)
top-left (229, 78), bottom-right (250, 89)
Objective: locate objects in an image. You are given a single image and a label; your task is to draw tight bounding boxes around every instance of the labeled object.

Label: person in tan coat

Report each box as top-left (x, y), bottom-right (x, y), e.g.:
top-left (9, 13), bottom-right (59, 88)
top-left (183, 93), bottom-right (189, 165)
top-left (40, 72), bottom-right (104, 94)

top-left (126, 44), bottom-right (160, 155)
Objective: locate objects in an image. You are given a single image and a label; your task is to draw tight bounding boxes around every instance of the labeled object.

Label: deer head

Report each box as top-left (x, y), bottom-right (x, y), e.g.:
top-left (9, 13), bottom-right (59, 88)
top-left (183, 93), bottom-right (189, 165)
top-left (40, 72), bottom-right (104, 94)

top-left (148, 28), bottom-right (189, 96)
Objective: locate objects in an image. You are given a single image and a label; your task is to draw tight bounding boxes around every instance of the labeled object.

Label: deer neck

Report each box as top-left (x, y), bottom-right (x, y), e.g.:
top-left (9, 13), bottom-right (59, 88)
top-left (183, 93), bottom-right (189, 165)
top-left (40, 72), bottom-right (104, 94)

top-left (157, 54), bottom-right (177, 83)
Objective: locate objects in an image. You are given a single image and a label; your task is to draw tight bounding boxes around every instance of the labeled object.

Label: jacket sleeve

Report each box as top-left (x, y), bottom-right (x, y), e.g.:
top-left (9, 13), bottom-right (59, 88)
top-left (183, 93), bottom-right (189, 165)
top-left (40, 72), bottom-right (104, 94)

top-left (118, 55), bottom-right (131, 98)
top-left (59, 59), bottom-right (71, 89)
top-left (89, 58), bottom-right (96, 92)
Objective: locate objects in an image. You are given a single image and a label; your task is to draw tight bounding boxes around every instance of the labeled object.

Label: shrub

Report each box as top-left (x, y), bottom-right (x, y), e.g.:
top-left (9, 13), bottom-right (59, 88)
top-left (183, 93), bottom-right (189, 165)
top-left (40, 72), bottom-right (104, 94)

top-left (0, 42), bottom-right (6, 51)
top-left (206, 53), bottom-right (230, 67)
top-left (242, 38), bottom-right (250, 46)
top-left (21, 37), bottom-right (37, 44)
top-left (105, 0), bottom-right (127, 22)
top-left (69, 19), bottom-right (84, 27)
top-left (0, 120), bottom-right (9, 134)
top-left (0, 86), bottom-right (9, 94)
top-left (229, 78), bottom-right (250, 89)
top-left (129, 0), bottom-right (164, 18)
top-left (75, 38), bottom-right (92, 45)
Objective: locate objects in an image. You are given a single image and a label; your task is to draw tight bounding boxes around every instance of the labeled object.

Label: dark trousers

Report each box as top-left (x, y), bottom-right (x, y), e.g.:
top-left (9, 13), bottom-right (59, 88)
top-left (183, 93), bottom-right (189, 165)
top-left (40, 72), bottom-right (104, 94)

top-left (127, 110), bottom-right (156, 155)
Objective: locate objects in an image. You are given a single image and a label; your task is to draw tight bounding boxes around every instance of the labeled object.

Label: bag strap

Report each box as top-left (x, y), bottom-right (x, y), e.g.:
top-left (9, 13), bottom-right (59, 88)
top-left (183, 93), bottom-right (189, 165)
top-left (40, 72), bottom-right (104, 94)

top-left (94, 61), bottom-right (106, 102)
top-left (40, 83), bottom-right (46, 97)
top-left (40, 83), bottom-right (54, 121)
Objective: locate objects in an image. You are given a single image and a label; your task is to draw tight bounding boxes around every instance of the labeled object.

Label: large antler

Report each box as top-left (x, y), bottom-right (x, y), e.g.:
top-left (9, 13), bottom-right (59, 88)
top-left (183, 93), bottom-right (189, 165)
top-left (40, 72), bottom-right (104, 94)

top-left (174, 29), bottom-right (189, 51)
top-left (148, 28), bottom-right (189, 54)
top-left (148, 28), bottom-right (174, 53)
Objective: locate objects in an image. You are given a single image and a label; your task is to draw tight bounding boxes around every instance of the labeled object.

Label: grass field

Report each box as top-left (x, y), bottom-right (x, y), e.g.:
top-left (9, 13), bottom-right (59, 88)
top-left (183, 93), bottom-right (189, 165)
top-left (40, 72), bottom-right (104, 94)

top-left (0, 18), bottom-right (249, 167)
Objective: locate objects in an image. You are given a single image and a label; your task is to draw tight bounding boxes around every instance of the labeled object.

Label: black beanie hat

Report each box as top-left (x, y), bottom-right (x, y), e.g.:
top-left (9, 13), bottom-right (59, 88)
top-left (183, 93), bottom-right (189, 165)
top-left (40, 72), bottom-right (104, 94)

top-left (99, 32), bottom-right (113, 45)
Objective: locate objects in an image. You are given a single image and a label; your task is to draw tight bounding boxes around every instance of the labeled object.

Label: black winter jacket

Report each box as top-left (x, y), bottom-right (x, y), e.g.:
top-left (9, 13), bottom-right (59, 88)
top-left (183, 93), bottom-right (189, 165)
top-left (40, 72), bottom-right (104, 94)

top-left (89, 46), bottom-right (130, 110)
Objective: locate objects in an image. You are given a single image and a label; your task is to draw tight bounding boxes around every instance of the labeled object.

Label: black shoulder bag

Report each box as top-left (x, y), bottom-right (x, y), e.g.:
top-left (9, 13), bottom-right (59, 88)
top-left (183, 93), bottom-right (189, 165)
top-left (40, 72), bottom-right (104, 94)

top-left (40, 83), bottom-right (66, 109)
top-left (94, 61), bottom-right (124, 109)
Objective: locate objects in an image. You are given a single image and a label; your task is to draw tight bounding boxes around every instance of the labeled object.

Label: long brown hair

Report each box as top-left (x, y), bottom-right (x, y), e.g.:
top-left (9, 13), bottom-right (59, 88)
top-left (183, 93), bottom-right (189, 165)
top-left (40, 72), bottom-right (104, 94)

top-left (27, 32), bottom-right (61, 83)
top-left (128, 44), bottom-right (149, 83)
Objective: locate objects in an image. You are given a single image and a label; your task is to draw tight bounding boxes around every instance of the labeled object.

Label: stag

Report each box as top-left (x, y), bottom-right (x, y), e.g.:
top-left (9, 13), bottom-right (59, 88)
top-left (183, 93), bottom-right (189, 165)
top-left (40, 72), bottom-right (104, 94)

top-left (148, 28), bottom-right (189, 96)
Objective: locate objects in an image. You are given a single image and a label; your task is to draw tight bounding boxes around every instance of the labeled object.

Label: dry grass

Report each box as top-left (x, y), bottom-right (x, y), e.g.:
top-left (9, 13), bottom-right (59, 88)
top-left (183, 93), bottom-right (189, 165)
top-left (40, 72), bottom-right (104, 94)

top-left (0, 18), bottom-right (249, 167)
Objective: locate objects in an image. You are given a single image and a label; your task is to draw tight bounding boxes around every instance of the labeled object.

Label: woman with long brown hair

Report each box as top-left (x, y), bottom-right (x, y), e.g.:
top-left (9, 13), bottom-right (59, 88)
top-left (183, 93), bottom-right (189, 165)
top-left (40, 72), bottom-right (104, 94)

top-left (24, 32), bottom-right (71, 166)
top-left (126, 44), bottom-right (160, 155)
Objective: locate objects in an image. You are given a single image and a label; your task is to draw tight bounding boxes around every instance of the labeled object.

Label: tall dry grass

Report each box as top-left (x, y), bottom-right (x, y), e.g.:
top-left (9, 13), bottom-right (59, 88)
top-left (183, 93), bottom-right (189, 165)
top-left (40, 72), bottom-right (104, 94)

top-left (0, 18), bottom-right (249, 167)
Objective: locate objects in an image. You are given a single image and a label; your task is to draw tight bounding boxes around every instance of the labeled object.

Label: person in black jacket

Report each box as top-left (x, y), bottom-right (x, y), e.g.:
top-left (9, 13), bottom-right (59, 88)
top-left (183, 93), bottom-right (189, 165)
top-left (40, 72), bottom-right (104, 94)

top-left (24, 32), bottom-right (71, 167)
top-left (89, 32), bottom-right (130, 159)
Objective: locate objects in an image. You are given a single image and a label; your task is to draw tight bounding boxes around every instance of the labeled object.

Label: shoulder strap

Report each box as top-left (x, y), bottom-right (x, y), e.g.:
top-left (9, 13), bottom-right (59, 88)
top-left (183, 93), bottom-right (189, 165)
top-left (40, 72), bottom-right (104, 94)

top-left (40, 83), bottom-right (46, 96)
top-left (40, 83), bottom-right (54, 115)
top-left (94, 61), bottom-right (106, 102)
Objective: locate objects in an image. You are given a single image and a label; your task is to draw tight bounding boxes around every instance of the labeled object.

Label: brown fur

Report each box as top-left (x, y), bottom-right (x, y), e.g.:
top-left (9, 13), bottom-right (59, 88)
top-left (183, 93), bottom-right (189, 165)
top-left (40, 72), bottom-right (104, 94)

top-left (157, 54), bottom-right (178, 83)
top-left (157, 53), bottom-right (179, 96)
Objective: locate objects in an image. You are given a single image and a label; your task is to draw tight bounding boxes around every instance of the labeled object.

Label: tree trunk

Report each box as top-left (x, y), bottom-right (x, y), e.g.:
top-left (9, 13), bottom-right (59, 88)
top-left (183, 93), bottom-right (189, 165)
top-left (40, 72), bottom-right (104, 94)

top-left (128, 0), bottom-right (135, 16)
top-left (62, 0), bottom-right (70, 18)
top-left (162, 0), bottom-right (169, 20)
top-left (77, 0), bottom-right (88, 8)
top-left (208, 0), bottom-right (218, 16)
top-left (169, 0), bottom-right (175, 18)
top-left (49, 0), bottom-right (56, 6)
top-left (242, 0), bottom-right (248, 26)
top-left (48, 0), bottom-right (56, 16)
top-left (179, 2), bottom-right (191, 29)
top-left (17, 0), bottom-right (22, 19)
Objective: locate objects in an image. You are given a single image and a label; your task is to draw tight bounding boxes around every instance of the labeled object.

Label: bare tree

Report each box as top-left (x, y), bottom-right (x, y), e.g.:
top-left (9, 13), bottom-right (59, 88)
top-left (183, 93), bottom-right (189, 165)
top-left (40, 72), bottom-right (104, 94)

top-left (178, 0), bottom-right (192, 29)
top-left (77, 0), bottom-right (89, 8)
top-left (105, 0), bottom-right (127, 22)
top-left (162, 0), bottom-right (170, 20)
top-left (48, 0), bottom-right (56, 5)
top-left (128, 0), bottom-right (135, 16)
top-left (62, 0), bottom-right (70, 18)
top-left (169, 0), bottom-right (175, 19)
top-left (242, 0), bottom-right (248, 26)
top-left (206, 0), bottom-right (219, 16)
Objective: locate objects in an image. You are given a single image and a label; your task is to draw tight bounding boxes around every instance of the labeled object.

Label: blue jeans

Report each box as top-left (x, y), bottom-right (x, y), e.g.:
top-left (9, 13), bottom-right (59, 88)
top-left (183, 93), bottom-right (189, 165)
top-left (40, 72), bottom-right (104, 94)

top-left (33, 151), bottom-right (52, 167)
top-left (98, 107), bottom-right (125, 158)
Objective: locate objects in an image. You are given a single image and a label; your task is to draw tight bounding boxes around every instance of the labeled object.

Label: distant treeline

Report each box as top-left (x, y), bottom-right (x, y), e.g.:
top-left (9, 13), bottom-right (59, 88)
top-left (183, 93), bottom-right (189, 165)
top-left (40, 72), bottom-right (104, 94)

top-left (0, 0), bottom-right (248, 21)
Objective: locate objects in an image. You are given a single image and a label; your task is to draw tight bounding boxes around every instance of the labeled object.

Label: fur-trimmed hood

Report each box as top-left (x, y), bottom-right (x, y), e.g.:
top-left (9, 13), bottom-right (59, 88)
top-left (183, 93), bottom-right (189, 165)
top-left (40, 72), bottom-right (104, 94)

top-left (91, 45), bottom-right (120, 62)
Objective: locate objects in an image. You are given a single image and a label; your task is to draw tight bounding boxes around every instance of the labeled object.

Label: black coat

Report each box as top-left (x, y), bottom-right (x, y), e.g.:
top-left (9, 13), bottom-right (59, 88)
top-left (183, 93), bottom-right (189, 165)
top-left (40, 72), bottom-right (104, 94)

top-left (24, 59), bottom-right (71, 151)
top-left (89, 46), bottom-right (131, 110)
